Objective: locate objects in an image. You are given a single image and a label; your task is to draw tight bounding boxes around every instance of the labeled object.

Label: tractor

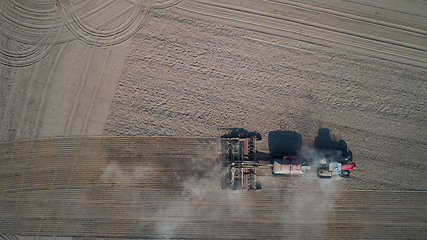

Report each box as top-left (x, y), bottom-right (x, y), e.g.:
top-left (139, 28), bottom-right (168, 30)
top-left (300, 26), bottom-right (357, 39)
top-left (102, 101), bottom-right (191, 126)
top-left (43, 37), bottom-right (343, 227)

top-left (317, 149), bottom-right (356, 178)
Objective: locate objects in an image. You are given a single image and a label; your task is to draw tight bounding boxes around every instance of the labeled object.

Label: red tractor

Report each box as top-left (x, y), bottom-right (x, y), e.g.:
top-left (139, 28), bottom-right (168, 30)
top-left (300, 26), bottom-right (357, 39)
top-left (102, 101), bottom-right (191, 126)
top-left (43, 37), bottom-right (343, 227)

top-left (317, 149), bottom-right (356, 178)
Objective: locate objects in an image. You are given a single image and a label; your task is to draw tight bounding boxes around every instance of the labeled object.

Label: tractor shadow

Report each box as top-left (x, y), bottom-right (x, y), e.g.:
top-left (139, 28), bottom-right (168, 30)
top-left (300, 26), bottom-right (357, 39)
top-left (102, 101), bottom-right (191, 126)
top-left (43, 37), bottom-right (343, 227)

top-left (314, 128), bottom-right (348, 152)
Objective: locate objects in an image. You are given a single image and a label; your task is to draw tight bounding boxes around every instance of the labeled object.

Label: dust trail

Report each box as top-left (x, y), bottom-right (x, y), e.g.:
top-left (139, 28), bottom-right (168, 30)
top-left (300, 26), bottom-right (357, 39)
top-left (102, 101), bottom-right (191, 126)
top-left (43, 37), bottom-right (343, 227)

top-left (153, 140), bottom-right (253, 239)
top-left (100, 161), bottom-right (155, 186)
top-left (99, 141), bottom-right (340, 239)
top-left (276, 145), bottom-right (343, 239)
top-left (286, 173), bottom-right (341, 238)
top-left (98, 141), bottom-right (223, 240)
top-left (153, 140), bottom-right (221, 239)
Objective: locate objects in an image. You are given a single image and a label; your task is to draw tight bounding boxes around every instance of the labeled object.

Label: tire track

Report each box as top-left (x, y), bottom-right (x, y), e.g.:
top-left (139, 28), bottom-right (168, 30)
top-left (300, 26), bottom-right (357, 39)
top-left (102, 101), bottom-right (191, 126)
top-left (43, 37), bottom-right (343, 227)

top-left (0, 1), bottom-right (63, 67)
top-left (266, 0), bottom-right (427, 36)
top-left (92, 5), bottom-right (136, 31)
top-left (0, 1), bottom-right (137, 66)
top-left (0, 67), bottom-right (17, 141)
top-left (190, 0), bottom-right (427, 52)
top-left (57, 0), bottom-right (185, 47)
top-left (342, 0), bottom-right (427, 18)
top-left (243, 36), bottom-right (316, 54)
top-left (64, 45), bottom-right (93, 136)
top-left (0, 0), bottom-right (185, 66)
top-left (0, 1), bottom-right (56, 30)
top-left (8, 0), bottom-right (55, 14)
top-left (80, 46), bottom-right (113, 136)
top-left (175, 0), bottom-right (427, 68)
top-left (13, 64), bottom-right (42, 140)
top-left (31, 43), bottom-right (68, 139)
top-left (65, 0), bottom-right (119, 28)
top-left (45, 41), bottom-right (87, 136)
top-left (55, 1), bottom-right (141, 44)
top-left (14, 44), bottom-right (88, 140)
top-left (58, 0), bottom-right (151, 47)
top-left (152, 0), bottom-right (185, 9)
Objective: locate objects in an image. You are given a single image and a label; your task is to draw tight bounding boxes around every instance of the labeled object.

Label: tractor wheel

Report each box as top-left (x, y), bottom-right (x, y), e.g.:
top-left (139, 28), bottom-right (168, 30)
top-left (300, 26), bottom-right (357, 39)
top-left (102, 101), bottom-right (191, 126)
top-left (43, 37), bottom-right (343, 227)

top-left (341, 170), bottom-right (350, 178)
top-left (256, 181), bottom-right (262, 190)
top-left (318, 168), bottom-right (332, 179)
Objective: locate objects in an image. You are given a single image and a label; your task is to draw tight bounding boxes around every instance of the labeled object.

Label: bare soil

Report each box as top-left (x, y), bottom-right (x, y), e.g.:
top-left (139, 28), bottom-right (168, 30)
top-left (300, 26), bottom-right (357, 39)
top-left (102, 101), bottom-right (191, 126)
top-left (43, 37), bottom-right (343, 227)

top-left (104, 1), bottom-right (427, 191)
top-left (0, 0), bottom-right (426, 238)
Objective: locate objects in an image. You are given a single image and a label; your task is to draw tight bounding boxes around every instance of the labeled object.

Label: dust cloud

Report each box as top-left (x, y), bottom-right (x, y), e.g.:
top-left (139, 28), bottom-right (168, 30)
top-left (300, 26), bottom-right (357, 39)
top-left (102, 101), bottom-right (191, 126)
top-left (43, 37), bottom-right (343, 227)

top-left (100, 161), bottom-right (155, 186)
top-left (280, 145), bottom-right (343, 238)
top-left (98, 142), bottom-right (342, 239)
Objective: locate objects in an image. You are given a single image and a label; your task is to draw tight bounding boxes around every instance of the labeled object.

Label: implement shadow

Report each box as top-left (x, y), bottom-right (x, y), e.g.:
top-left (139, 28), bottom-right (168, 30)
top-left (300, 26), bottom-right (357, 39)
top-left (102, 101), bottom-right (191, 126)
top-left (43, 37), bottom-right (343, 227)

top-left (219, 127), bottom-right (262, 140)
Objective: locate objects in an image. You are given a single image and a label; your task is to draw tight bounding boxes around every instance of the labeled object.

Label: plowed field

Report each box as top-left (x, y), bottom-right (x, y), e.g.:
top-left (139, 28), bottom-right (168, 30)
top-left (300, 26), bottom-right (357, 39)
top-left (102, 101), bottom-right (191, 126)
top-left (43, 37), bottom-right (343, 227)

top-left (0, 137), bottom-right (426, 239)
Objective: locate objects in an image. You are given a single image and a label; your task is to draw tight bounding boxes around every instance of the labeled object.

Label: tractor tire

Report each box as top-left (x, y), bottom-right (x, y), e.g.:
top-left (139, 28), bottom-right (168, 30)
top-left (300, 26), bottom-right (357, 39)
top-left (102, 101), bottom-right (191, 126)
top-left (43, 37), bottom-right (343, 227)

top-left (318, 175), bottom-right (332, 179)
top-left (341, 170), bottom-right (351, 178)
top-left (256, 181), bottom-right (262, 190)
top-left (318, 168), bottom-right (332, 179)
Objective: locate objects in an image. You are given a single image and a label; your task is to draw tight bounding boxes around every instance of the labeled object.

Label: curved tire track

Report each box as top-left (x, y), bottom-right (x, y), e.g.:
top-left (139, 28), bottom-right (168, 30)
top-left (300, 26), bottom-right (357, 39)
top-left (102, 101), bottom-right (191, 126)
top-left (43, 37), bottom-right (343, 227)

top-left (0, 0), bottom-right (185, 66)
top-left (0, 2), bottom-right (63, 67)
top-left (125, 0), bottom-right (184, 9)
top-left (58, 0), bottom-right (151, 47)
top-left (57, 0), bottom-right (185, 47)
